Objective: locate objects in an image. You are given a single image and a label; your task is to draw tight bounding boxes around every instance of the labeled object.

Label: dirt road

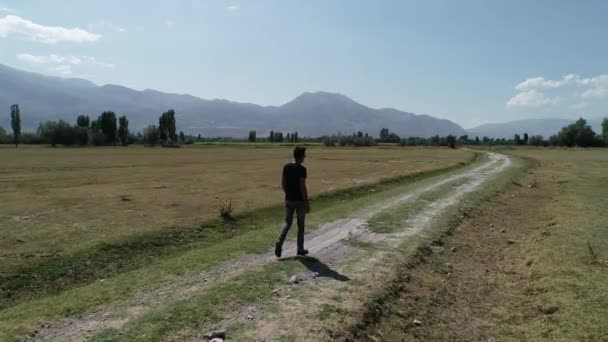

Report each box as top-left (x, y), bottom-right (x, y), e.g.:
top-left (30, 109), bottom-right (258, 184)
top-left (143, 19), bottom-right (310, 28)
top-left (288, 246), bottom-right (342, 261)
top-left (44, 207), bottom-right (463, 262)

top-left (31, 152), bottom-right (511, 341)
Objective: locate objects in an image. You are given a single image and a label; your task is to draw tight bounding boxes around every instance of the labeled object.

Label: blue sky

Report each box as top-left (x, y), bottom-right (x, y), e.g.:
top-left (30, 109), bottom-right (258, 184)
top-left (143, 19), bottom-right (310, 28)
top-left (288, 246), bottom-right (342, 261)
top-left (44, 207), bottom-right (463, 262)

top-left (1, 0), bottom-right (607, 128)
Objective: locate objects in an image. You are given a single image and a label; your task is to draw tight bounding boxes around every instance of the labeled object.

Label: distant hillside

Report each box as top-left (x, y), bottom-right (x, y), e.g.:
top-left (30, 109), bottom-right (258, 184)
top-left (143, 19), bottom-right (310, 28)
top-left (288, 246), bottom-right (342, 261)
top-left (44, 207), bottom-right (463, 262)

top-left (467, 118), bottom-right (605, 139)
top-left (0, 64), bottom-right (465, 138)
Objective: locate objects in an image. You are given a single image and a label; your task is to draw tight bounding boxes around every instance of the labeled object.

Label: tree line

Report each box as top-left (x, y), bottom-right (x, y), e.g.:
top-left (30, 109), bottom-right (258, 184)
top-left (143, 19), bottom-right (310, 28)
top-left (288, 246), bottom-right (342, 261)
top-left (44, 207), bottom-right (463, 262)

top-left (460, 118), bottom-right (608, 148)
top-left (266, 131), bottom-right (300, 143)
top-left (319, 119), bottom-right (608, 148)
top-left (35, 112), bottom-right (131, 147)
top-left (0, 105), bottom-right (200, 147)
top-left (3, 105), bottom-right (608, 148)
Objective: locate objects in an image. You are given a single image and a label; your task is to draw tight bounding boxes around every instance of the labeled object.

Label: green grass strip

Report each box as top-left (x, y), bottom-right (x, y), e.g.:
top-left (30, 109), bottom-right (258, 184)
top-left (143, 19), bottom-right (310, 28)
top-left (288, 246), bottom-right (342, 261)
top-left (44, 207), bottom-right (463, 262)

top-left (92, 258), bottom-right (306, 342)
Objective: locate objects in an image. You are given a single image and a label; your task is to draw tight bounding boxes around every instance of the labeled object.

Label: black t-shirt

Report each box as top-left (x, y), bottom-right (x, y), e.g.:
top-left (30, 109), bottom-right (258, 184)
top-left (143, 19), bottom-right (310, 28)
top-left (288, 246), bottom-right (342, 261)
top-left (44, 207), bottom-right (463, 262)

top-left (283, 162), bottom-right (307, 201)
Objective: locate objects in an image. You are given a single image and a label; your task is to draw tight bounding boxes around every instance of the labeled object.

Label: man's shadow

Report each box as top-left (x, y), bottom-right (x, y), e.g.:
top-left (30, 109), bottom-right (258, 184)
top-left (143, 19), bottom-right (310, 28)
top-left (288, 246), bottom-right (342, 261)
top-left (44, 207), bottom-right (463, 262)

top-left (280, 256), bottom-right (350, 281)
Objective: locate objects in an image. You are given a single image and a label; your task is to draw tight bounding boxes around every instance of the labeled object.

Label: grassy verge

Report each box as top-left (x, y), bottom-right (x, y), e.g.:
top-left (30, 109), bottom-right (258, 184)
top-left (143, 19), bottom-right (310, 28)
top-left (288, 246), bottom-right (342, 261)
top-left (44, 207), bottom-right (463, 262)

top-left (334, 153), bottom-right (528, 340)
top-left (92, 259), bottom-right (306, 342)
top-left (0, 152), bottom-right (480, 341)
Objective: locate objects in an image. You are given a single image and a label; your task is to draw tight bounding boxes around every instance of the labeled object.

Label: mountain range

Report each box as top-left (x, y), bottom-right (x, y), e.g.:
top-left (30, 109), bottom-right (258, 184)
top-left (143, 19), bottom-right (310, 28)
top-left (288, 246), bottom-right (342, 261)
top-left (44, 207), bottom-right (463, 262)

top-left (1, 64), bottom-right (603, 139)
top-left (0, 64), bottom-right (465, 138)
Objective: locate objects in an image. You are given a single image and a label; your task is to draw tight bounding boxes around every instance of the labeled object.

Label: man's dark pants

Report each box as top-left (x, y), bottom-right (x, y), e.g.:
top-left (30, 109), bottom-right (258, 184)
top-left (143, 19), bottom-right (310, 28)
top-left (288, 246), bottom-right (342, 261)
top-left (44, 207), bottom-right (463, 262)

top-left (276, 200), bottom-right (306, 252)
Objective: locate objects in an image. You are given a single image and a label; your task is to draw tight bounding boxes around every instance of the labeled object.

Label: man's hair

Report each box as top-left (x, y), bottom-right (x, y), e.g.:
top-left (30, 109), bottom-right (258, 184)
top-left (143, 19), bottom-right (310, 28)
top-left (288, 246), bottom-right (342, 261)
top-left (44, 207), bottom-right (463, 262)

top-left (293, 146), bottom-right (306, 160)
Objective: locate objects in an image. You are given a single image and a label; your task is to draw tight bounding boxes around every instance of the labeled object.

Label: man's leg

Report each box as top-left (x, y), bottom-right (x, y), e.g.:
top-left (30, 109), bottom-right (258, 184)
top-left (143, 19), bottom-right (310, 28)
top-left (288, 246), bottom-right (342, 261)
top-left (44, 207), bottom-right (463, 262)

top-left (295, 202), bottom-right (307, 254)
top-left (275, 202), bottom-right (295, 257)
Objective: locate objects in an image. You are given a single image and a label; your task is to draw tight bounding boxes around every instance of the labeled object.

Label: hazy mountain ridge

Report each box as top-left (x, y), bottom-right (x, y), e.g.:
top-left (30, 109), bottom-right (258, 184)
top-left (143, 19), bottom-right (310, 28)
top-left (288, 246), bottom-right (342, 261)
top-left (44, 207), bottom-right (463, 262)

top-left (467, 118), bottom-right (605, 139)
top-left (0, 64), bottom-right (465, 137)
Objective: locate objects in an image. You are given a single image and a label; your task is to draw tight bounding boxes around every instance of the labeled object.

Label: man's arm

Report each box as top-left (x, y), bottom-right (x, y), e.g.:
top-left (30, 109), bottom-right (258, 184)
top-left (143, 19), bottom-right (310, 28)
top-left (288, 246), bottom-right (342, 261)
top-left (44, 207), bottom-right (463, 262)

top-left (281, 174), bottom-right (287, 193)
top-left (299, 178), bottom-right (310, 213)
top-left (281, 165), bottom-right (287, 193)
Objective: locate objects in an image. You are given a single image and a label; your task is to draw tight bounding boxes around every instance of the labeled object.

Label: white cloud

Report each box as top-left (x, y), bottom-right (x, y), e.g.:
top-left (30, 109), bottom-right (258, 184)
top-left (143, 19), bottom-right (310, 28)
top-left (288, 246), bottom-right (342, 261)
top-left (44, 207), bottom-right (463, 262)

top-left (81, 56), bottom-right (115, 69)
top-left (563, 73), bottom-right (578, 82)
top-left (0, 7), bottom-right (16, 13)
top-left (17, 53), bottom-right (115, 75)
top-left (88, 20), bottom-right (126, 33)
top-left (514, 74), bottom-right (578, 91)
top-left (508, 73), bottom-right (608, 108)
top-left (48, 64), bottom-right (72, 75)
top-left (0, 15), bottom-right (101, 44)
top-left (575, 74), bottom-right (608, 87)
top-left (581, 87), bottom-right (608, 99)
top-left (226, 5), bottom-right (240, 11)
top-left (576, 74), bottom-right (608, 98)
top-left (507, 90), bottom-right (559, 108)
top-left (165, 20), bottom-right (174, 29)
top-left (18, 53), bottom-right (82, 65)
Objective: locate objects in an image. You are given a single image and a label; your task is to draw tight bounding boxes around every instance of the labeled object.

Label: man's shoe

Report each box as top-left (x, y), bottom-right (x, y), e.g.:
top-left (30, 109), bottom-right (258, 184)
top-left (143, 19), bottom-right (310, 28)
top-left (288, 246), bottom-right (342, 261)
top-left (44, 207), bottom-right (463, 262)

top-left (296, 249), bottom-right (309, 256)
top-left (274, 243), bottom-right (282, 258)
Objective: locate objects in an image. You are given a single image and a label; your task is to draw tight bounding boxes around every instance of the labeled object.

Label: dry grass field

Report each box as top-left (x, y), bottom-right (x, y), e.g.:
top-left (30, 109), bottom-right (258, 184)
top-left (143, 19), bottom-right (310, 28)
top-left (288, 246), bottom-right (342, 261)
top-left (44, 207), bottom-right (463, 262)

top-left (361, 148), bottom-right (608, 341)
top-left (0, 145), bottom-right (472, 272)
top-left (0, 144), bottom-right (479, 340)
top-left (6, 145), bottom-right (605, 341)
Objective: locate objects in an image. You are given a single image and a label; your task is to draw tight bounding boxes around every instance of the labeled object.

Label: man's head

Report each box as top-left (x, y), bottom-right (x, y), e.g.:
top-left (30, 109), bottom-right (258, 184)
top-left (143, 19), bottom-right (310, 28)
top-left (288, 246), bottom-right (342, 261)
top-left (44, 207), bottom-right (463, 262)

top-left (293, 146), bottom-right (306, 163)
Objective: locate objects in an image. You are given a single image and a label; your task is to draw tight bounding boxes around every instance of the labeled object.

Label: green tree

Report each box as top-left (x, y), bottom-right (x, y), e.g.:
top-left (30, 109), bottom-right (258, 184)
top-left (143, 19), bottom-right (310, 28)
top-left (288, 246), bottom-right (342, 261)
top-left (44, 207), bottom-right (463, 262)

top-left (38, 120), bottom-right (76, 147)
top-left (143, 125), bottom-right (160, 146)
top-left (548, 134), bottom-right (559, 146)
top-left (90, 119), bottom-right (100, 133)
top-left (75, 126), bottom-right (88, 146)
top-left (248, 130), bottom-right (257, 142)
top-left (558, 118), bottom-right (596, 147)
top-left (446, 135), bottom-right (457, 149)
top-left (118, 116), bottom-right (130, 146)
top-left (557, 125), bottom-right (575, 147)
top-left (514, 134), bottom-right (522, 145)
top-left (573, 118), bottom-right (596, 147)
top-left (377, 128), bottom-right (400, 143)
top-left (179, 131), bottom-right (185, 143)
top-left (0, 126), bottom-right (8, 144)
top-left (379, 128), bottom-right (389, 141)
top-left (76, 115), bottom-right (90, 128)
top-left (10, 104), bottom-right (21, 147)
top-left (158, 109), bottom-right (177, 143)
top-left (528, 135), bottom-right (545, 147)
top-left (98, 111), bottom-right (117, 145)
top-left (523, 132), bottom-right (529, 145)
top-left (602, 117), bottom-right (608, 143)
top-left (37, 121), bottom-right (57, 147)
top-left (430, 134), bottom-right (440, 146)
top-left (475, 136), bottom-right (480, 145)
top-left (269, 130), bottom-right (275, 142)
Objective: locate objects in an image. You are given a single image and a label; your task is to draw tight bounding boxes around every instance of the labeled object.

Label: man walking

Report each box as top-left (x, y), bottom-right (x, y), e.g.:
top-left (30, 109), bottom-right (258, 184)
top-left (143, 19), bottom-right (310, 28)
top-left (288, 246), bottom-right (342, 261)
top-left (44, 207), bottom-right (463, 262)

top-left (275, 146), bottom-right (310, 257)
